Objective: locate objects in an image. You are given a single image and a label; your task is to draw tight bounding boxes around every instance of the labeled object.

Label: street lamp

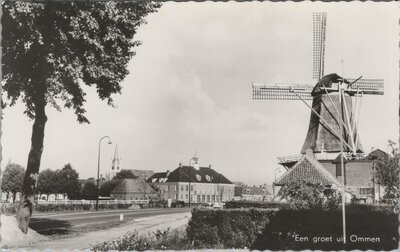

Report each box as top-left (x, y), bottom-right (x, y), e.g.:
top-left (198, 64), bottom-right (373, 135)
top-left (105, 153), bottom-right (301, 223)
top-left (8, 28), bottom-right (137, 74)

top-left (96, 136), bottom-right (112, 211)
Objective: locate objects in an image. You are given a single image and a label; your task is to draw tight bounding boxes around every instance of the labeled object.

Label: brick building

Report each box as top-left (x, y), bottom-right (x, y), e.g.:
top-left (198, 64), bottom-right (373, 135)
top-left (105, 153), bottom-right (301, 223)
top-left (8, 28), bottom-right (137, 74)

top-left (110, 178), bottom-right (158, 200)
top-left (147, 156), bottom-right (234, 204)
top-left (276, 149), bottom-right (385, 203)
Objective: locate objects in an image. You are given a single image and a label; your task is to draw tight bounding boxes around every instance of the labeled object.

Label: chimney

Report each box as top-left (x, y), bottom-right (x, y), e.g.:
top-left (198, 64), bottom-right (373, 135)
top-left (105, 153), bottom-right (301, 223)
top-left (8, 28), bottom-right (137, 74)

top-left (371, 147), bottom-right (374, 153)
top-left (209, 164), bottom-right (212, 169)
top-left (179, 163), bottom-right (182, 168)
top-left (166, 170), bottom-right (170, 177)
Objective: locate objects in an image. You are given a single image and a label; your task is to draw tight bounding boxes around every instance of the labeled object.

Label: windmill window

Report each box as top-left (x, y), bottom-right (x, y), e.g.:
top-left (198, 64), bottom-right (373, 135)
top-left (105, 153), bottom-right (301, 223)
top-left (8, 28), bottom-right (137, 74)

top-left (336, 164), bottom-right (342, 176)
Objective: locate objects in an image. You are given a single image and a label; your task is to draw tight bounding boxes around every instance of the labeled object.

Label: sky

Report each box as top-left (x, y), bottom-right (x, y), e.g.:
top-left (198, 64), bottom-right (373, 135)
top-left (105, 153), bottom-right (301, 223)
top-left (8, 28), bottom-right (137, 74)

top-left (2, 1), bottom-right (398, 186)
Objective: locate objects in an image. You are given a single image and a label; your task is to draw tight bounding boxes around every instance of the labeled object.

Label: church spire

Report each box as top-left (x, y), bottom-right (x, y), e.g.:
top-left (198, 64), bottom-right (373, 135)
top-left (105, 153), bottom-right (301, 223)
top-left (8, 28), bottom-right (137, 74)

top-left (111, 145), bottom-right (120, 172)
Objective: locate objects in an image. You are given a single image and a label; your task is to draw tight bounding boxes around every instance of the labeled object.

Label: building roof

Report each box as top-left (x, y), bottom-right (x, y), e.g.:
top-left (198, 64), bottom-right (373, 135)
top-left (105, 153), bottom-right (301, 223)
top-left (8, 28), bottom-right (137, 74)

top-left (147, 166), bottom-right (233, 184)
top-left (111, 178), bottom-right (157, 194)
top-left (368, 149), bottom-right (389, 160)
top-left (240, 186), bottom-right (272, 196)
top-left (128, 169), bottom-right (154, 180)
top-left (276, 150), bottom-right (341, 187)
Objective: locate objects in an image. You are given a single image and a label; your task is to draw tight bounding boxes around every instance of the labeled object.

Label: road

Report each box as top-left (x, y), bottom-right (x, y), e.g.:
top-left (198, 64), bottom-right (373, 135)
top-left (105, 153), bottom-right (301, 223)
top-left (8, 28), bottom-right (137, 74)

top-left (30, 207), bottom-right (191, 235)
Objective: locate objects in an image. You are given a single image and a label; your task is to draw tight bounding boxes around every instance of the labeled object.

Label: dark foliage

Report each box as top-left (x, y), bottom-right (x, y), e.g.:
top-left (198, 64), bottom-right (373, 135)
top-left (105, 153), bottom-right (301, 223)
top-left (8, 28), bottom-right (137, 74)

top-left (1, 163), bottom-right (25, 203)
top-left (225, 200), bottom-right (290, 209)
top-left (99, 179), bottom-right (120, 197)
top-left (252, 204), bottom-right (397, 251)
top-left (278, 180), bottom-right (341, 210)
top-left (187, 208), bottom-right (275, 249)
top-left (114, 169), bottom-right (138, 180)
top-left (81, 180), bottom-right (98, 200)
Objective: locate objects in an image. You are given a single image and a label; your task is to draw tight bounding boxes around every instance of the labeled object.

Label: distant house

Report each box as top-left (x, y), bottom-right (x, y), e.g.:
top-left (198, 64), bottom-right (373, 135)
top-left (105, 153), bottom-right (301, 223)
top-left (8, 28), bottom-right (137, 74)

top-left (147, 156), bottom-right (234, 203)
top-left (234, 184), bottom-right (273, 202)
top-left (110, 178), bottom-right (158, 200)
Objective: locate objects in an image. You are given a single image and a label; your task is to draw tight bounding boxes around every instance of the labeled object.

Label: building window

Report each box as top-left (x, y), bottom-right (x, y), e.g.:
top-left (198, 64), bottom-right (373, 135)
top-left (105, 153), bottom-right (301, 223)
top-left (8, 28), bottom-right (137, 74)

top-left (191, 185), bottom-right (194, 191)
top-left (186, 194), bottom-right (188, 199)
top-left (175, 194), bottom-right (178, 200)
top-left (175, 185), bottom-right (177, 191)
top-left (212, 195), bottom-right (215, 202)
top-left (216, 196), bottom-right (219, 202)
top-left (359, 188), bottom-right (374, 196)
top-left (181, 185), bottom-right (184, 191)
top-left (186, 185), bottom-right (189, 191)
top-left (180, 194), bottom-right (183, 199)
top-left (207, 195), bottom-right (210, 202)
top-left (197, 195), bottom-right (201, 202)
top-left (202, 195), bottom-right (206, 202)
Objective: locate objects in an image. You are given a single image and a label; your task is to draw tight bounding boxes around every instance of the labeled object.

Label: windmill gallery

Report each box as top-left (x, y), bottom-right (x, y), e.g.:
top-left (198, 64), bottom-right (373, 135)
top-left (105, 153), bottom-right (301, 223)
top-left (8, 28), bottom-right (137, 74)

top-left (252, 13), bottom-right (385, 205)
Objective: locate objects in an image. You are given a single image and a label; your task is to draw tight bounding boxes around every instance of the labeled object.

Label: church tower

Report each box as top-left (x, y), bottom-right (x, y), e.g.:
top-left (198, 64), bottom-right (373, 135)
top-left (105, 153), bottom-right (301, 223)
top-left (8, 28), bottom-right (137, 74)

top-left (106, 145), bottom-right (121, 180)
top-left (189, 152), bottom-right (200, 170)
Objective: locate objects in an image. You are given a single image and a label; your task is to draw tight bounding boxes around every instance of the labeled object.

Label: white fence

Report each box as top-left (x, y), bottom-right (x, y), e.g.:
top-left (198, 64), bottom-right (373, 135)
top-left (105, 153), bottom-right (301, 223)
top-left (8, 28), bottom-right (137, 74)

top-left (36, 199), bottom-right (149, 205)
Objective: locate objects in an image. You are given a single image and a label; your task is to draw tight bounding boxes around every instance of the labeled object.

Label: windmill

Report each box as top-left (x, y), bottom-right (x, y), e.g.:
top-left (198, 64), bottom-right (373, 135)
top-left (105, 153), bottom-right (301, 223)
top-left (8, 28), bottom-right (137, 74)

top-left (252, 12), bottom-right (384, 244)
top-left (253, 12), bottom-right (384, 159)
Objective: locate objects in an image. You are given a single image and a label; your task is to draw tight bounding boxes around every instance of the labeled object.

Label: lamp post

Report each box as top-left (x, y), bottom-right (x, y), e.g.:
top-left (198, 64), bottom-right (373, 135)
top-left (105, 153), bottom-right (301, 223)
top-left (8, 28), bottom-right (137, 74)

top-left (188, 158), bottom-right (192, 207)
top-left (96, 136), bottom-right (112, 211)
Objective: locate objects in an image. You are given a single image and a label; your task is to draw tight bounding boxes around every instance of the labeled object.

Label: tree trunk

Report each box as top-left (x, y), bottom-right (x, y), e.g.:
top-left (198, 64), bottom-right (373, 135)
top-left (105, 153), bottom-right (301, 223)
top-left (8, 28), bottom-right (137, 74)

top-left (16, 94), bottom-right (47, 234)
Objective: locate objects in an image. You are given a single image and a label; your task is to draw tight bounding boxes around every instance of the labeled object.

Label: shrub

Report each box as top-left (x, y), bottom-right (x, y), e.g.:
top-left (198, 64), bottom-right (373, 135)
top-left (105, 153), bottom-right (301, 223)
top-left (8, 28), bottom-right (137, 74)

top-left (278, 180), bottom-right (341, 210)
top-left (187, 208), bottom-right (275, 249)
top-left (33, 203), bottom-right (132, 212)
top-left (225, 200), bottom-right (289, 209)
top-left (1, 203), bottom-right (18, 215)
top-left (93, 228), bottom-right (192, 251)
top-left (93, 231), bottom-right (153, 251)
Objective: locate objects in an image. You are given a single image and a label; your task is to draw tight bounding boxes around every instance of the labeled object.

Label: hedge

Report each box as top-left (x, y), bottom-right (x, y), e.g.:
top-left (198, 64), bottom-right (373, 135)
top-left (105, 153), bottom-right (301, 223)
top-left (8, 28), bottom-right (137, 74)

top-left (253, 204), bottom-right (398, 250)
top-left (1, 203), bottom-right (133, 214)
top-left (188, 204), bottom-right (398, 250)
top-left (225, 200), bottom-right (290, 209)
top-left (187, 208), bottom-right (276, 249)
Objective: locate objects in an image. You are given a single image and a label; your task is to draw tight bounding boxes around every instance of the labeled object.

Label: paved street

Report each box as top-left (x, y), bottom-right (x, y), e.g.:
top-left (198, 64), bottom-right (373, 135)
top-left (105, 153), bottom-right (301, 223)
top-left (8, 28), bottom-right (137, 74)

top-left (30, 207), bottom-right (190, 235)
top-left (24, 210), bottom-right (192, 250)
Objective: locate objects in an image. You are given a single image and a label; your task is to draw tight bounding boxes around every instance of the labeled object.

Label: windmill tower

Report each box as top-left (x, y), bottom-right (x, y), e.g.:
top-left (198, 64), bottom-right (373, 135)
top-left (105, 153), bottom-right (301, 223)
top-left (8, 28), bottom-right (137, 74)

top-left (252, 12), bottom-right (384, 161)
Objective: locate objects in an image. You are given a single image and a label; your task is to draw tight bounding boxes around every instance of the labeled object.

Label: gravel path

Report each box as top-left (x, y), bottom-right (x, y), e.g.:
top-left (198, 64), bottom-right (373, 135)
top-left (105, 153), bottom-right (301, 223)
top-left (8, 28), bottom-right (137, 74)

top-left (23, 212), bottom-right (191, 250)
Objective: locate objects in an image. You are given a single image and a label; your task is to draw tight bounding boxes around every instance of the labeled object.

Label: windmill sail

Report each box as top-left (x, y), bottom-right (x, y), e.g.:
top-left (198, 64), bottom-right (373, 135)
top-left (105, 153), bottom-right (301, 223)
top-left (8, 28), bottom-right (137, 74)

top-left (313, 12), bottom-right (327, 80)
top-left (252, 83), bottom-right (313, 100)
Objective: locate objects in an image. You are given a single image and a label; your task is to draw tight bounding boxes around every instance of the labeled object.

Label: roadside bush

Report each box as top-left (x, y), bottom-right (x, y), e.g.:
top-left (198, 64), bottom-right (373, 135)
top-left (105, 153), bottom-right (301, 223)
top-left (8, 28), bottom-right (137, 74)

top-left (225, 200), bottom-right (289, 209)
top-left (1, 203), bottom-right (18, 215)
top-left (93, 231), bottom-right (153, 251)
top-left (93, 228), bottom-right (192, 251)
top-left (186, 208), bottom-right (275, 249)
top-left (33, 203), bottom-right (132, 212)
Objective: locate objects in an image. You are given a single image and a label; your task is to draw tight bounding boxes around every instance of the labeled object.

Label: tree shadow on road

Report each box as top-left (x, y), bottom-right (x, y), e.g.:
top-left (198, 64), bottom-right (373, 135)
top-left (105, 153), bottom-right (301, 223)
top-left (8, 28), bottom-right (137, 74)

top-left (29, 218), bottom-right (73, 235)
